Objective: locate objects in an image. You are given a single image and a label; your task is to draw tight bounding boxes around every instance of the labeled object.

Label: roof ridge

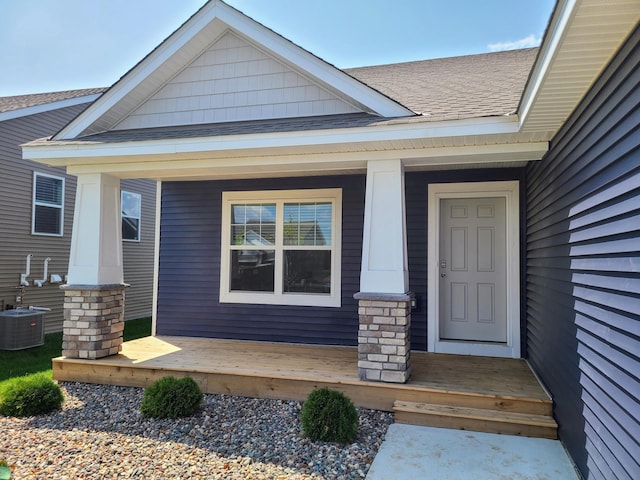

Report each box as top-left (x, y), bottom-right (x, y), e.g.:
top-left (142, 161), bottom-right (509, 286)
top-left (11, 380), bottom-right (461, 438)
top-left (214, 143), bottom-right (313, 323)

top-left (344, 47), bottom-right (540, 72)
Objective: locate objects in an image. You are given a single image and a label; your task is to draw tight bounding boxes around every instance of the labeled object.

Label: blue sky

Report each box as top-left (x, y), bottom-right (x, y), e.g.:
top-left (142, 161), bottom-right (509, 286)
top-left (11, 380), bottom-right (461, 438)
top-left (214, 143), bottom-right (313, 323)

top-left (0, 0), bottom-right (556, 97)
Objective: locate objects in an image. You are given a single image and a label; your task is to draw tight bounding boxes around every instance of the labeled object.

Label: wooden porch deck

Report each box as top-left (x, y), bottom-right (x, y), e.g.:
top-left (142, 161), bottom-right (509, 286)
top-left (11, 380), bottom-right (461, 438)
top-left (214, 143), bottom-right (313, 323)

top-left (53, 336), bottom-right (557, 438)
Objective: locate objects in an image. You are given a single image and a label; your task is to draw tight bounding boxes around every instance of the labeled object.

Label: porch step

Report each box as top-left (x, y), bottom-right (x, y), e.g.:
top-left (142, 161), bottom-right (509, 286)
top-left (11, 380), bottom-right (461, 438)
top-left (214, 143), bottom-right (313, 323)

top-left (393, 400), bottom-right (558, 439)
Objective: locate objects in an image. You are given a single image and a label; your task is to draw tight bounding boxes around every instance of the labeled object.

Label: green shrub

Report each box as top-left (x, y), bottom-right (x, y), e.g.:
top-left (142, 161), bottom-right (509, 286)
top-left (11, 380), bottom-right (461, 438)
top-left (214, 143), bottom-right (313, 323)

top-left (0, 459), bottom-right (12, 480)
top-left (0, 372), bottom-right (64, 417)
top-left (301, 387), bottom-right (359, 443)
top-left (140, 376), bottom-right (203, 418)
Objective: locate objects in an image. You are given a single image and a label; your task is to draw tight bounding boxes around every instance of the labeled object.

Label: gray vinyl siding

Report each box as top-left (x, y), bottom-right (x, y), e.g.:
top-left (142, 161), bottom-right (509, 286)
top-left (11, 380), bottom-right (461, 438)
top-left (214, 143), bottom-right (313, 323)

top-left (0, 105), bottom-right (85, 333)
top-left (0, 104), bottom-right (156, 333)
top-left (156, 175), bottom-right (365, 345)
top-left (121, 179), bottom-right (157, 322)
top-left (526, 25), bottom-right (640, 480)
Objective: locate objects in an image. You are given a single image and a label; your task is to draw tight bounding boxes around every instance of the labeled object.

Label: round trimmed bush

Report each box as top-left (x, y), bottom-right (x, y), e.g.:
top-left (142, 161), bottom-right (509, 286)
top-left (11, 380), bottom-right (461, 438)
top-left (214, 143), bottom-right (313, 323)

top-left (140, 376), bottom-right (203, 418)
top-left (0, 373), bottom-right (64, 417)
top-left (0, 460), bottom-right (11, 480)
top-left (301, 387), bottom-right (359, 443)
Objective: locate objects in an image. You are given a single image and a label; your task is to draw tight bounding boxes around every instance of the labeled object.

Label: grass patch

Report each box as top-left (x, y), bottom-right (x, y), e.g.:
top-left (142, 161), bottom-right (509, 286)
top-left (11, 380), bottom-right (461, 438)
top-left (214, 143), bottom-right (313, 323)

top-left (0, 331), bottom-right (62, 382)
top-left (0, 317), bottom-right (151, 383)
top-left (123, 317), bottom-right (152, 343)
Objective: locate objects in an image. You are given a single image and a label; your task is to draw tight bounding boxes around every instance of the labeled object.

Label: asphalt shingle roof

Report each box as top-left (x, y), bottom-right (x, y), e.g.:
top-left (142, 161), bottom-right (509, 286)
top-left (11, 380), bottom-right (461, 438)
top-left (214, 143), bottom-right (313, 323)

top-left (21, 47), bottom-right (539, 145)
top-left (26, 113), bottom-right (394, 145)
top-left (346, 48), bottom-right (538, 120)
top-left (0, 88), bottom-right (106, 114)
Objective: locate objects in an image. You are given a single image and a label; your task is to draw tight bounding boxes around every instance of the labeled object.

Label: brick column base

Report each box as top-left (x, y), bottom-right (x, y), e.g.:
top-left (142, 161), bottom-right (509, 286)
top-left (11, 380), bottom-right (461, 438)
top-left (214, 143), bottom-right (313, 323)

top-left (354, 292), bottom-right (412, 383)
top-left (61, 284), bottom-right (127, 359)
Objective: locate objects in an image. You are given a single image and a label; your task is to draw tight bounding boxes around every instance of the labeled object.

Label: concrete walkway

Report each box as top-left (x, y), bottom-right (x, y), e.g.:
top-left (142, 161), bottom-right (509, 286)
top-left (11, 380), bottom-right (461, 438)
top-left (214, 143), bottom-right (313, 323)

top-left (367, 424), bottom-right (579, 480)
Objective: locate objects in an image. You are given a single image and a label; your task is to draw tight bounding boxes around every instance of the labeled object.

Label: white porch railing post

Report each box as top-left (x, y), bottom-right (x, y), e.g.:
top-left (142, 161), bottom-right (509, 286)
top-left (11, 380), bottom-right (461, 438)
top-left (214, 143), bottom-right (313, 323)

top-left (357, 159), bottom-right (411, 383)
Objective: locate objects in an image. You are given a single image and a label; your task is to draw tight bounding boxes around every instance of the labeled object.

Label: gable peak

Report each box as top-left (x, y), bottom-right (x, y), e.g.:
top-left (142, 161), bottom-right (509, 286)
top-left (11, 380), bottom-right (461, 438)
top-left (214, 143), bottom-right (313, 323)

top-left (55, 0), bottom-right (412, 140)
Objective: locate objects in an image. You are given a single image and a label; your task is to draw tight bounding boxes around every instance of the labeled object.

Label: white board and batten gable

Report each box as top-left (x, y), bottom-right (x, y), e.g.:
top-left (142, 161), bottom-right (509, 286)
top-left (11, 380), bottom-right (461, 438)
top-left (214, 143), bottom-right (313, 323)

top-left (55, 0), bottom-right (412, 140)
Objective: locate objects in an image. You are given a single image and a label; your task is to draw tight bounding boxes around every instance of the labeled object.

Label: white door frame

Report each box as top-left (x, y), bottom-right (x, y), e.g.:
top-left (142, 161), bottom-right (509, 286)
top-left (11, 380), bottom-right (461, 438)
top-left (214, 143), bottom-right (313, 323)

top-left (427, 181), bottom-right (521, 358)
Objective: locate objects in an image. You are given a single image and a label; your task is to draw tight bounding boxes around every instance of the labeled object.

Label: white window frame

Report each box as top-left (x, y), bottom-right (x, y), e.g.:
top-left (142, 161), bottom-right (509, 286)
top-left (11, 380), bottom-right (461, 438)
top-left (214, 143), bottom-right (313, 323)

top-left (121, 190), bottom-right (142, 242)
top-left (220, 188), bottom-right (342, 307)
top-left (32, 172), bottom-right (64, 236)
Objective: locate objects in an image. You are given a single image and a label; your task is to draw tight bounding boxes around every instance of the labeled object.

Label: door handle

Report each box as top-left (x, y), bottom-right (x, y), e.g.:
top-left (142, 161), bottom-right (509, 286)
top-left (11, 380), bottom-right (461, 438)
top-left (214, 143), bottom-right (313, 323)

top-left (440, 273), bottom-right (446, 277)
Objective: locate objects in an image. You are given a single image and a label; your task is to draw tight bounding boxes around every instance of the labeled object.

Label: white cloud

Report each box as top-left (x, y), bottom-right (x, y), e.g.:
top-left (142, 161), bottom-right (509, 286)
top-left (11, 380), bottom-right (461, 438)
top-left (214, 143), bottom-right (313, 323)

top-left (488, 34), bottom-right (541, 52)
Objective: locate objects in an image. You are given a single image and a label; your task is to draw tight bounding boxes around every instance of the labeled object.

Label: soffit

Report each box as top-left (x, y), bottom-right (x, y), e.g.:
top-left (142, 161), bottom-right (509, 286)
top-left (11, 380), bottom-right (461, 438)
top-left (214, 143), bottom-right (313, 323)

top-left (520, 0), bottom-right (640, 135)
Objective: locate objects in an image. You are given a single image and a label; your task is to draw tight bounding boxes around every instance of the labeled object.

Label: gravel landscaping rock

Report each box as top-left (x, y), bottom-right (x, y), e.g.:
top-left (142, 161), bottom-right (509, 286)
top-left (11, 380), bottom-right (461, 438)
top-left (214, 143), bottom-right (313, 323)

top-left (0, 382), bottom-right (393, 479)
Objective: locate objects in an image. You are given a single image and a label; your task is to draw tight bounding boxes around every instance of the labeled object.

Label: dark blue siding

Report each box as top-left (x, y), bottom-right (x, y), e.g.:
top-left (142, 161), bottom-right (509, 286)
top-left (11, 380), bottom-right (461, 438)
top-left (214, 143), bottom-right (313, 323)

top-left (526, 26), bottom-right (640, 480)
top-left (405, 168), bottom-right (527, 352)
top-left (157, 175), bottom-right (365, 345)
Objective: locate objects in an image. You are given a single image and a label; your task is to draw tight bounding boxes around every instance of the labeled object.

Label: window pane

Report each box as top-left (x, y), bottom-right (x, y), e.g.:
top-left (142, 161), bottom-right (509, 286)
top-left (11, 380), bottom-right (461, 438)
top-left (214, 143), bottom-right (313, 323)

top-left (230, 250), bottom-right (275, 292)
top-left (122, 217), bottom-right (139, 241)
top-left (34, 205), bottom-right (61, 234)
top-left (283, 202), bottom-right (332, 246)
top-left (230, 203), bottom-right (276, 245)
top-left (121, 191), bottom-right (141, 217)
top-left (316, 203), bottom-right (332, 246)
top-left (283, 203), bottom-right (300, 245)
top-left (35, 176), bottom-right (62, 205)
top-left (283, 250), bottom-right (331, 294)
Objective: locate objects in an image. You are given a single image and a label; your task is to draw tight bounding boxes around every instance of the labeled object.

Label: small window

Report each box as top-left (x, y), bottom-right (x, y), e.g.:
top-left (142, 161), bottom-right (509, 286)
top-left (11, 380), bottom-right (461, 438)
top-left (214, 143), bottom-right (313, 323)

top-left (221, 189), bottom-right (342, 307)
top-left (32, 172), bottom-right (64, 236)
top-left (121, 191), bottom-right (141, 242)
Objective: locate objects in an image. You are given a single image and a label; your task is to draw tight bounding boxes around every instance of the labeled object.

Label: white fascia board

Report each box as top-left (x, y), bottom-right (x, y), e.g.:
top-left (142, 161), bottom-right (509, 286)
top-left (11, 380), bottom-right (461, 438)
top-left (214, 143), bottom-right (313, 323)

top-left (518, 0), bottom-right (577, 129)
top-left (216, 6), bottom-right (414, 118)
top-left (60, 142), bottom-right (547, 178)
top-left (0, 94), bottom-right (102, 123)
top-left (25, 116), bottom-right (521, 164)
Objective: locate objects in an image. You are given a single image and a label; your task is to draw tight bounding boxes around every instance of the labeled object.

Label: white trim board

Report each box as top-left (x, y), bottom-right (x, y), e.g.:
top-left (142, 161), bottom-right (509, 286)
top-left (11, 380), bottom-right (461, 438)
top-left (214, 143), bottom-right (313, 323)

top-left (427, 181), bottom-right (521, 358)
top-left (151, 180), bottom-right (162, 337)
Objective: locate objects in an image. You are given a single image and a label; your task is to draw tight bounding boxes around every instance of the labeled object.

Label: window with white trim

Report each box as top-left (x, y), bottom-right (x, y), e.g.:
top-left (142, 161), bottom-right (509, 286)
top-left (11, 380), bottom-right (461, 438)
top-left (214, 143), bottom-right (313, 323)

top-left (121, 191), bottom-right (141, 242)
top-left (220, 189), bottom-right (342, 307)
top-left (32, 172), bottom-right (64, 236)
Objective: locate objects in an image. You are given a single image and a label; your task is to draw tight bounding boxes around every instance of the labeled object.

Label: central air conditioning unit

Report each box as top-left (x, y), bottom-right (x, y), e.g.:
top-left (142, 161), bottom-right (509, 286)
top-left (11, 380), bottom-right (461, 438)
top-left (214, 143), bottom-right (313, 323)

top-left (0, 309), bottom-right (45, 350)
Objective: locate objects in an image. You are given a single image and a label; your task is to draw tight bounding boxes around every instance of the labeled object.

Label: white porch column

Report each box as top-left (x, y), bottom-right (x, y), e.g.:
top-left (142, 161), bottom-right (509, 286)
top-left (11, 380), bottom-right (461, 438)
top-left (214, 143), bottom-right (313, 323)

top-left (357, 159), bottom-right (411, 383)
top-left (62, 173), bottom-right (126, 359)
top-left (68, 173), bottom-right (123, 285)
top-left (360, 159), bottom-right (408, 293)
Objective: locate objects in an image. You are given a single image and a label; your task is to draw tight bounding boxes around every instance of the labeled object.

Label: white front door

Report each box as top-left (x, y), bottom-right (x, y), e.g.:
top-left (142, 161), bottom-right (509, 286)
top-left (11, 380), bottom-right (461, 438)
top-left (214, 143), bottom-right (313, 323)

top-left (439, 197), bottom-right (507, 342)
top-left (427, 181), bottom-right (520, 358)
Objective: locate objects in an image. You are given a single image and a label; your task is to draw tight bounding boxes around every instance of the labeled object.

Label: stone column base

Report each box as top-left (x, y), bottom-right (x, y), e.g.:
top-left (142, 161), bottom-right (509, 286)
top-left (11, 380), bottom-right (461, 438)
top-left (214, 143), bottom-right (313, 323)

top-left (61, 284), bottom-right (127, 359)
top-left (355, 292), bottom-right (412, 383)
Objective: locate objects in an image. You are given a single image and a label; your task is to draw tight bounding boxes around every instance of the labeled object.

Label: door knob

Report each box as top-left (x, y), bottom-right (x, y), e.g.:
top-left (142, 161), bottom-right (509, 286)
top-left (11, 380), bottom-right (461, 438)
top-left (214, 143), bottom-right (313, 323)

top-left (440, 273), bottom-right (446, 277)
